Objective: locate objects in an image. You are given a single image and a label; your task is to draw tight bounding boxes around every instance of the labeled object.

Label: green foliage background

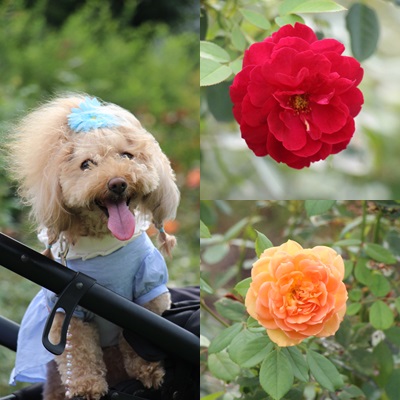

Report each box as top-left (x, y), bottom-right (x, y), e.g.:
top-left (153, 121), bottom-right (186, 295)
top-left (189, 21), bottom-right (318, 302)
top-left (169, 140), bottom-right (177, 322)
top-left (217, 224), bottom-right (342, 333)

top-left (201, 200), bottom-right (400, 400)
top-left (200, 0), bottom-right (400, 199)
top-left (0, 0), bottom-right (199, 394)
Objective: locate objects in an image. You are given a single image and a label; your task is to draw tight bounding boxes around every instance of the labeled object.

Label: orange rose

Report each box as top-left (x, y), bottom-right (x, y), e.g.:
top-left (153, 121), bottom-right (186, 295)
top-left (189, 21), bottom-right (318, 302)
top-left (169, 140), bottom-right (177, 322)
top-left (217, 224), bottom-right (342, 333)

top-left (245, 240), bottom-right (348, 346)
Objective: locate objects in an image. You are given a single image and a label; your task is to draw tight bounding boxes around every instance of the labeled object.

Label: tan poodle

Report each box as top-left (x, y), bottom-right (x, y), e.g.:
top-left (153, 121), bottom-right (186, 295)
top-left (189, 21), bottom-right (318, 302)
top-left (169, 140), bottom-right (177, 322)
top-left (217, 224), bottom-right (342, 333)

top-left (8, 94), bottom-right (180, 399)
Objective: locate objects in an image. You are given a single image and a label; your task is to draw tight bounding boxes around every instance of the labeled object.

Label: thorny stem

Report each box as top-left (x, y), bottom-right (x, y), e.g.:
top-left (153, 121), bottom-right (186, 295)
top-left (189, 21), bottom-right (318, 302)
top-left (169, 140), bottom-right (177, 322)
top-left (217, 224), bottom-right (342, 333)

top-left (200, 298), bottom-right (230, 328)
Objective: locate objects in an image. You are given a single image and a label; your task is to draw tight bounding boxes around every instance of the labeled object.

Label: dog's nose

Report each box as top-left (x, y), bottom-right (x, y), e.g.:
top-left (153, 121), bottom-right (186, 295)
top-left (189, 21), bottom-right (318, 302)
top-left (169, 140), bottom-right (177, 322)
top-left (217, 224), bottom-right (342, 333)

top-left (108, 177), bottom-right (127, 195)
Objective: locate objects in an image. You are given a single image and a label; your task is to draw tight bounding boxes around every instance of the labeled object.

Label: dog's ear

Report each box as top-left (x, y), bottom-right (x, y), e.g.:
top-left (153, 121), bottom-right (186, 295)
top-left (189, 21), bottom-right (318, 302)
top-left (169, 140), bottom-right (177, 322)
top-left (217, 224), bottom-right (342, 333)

top-left (141, 144), bottom-right (180, 255)
top-left (18, 146), bottom-right (72, 244)
top-left (7, 97), bottom-right (76, 243)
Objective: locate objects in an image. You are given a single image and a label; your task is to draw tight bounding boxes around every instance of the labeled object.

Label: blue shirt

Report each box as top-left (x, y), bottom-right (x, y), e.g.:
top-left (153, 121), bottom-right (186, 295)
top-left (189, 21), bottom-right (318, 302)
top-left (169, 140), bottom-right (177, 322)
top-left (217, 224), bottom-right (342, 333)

top-left (10, 232), bottom-right (168, 385)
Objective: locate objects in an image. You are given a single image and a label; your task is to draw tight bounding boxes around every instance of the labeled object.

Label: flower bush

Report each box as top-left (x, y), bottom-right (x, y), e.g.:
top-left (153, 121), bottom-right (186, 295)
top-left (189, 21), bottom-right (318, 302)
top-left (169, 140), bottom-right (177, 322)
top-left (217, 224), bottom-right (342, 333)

top-left (230, 23), bottom-right (364, 169)
top-left (246, 240), bottom-right (347, 346)
top-left (201, 200), bottom-right (400, 400)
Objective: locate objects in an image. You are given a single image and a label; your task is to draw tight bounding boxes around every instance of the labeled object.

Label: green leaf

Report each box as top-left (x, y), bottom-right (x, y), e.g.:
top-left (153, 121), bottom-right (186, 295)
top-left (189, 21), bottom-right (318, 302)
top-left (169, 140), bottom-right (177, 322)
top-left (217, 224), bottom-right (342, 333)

top-left (385, 369), bottom-right (400, 400)
top-left (259, 349), bottom-right (294, 400)
top-left (283, 347), bottom-right (309, 382)
top-left (335, 318), bottom-right (352, 348)
top-left (395, 297), bottom-right (400, 314)
top-left (208, 352), bottom-right (240, 382)
top-left (200, 58), bottom-right (232, 87)
top-left (231, 25), bottom-right (247, 51)
top-left (307, 349), bottom-right (344, 392)
top-left (343, 259), bottom-right (354, 280)
top-left (200, 276), bottom-right (213, 294)
top-left (229, 336), bottom-right (273, 368)
top-left (200, 220), bottom-right (211, 238)
top-left (334, 239), bottom-right (362, 247)
top-left (279, 0), bottom-right (346, 15)
top-left (209, 323), bottom-right (244, 354)
top-left (200, 334), bottom-right (210, 348)
top-left (240, 9), bottom-right (271, 30)
top-left (215, 297), bottom-right (246, 322)
top-left (384, 326), bottom-right (400, 347)
top-left (247, 316), bottom-right (266, 332)
top-left (206, 81), bottom-right (235, 123)
top-left (229, 58), bottom-right (243, 75)
top-left (349, 288), bottom-right (363, 302)
top-left (368, 272), bottom-right (391, 297)
top-left (339, 385), bottom-right (366, 399)
top-left (200, 41), bottom-right (231, 63)
top-left (346, 302), bottom-right (361, 316)
top-left (349, 348), bottom-right (375, 376)
top-left (354, 258), bottom-right (372, 285)
top-left (305, 200), bottom-right (336, 217)
top-left (202, 243), bottom-right (230, 264)
top-left (254, 230), bottom-right (273, 257)
top-left (275, 14), bottom-right (304, 27)
top-left (346, 3), bottom-right (380, 62)
top-left (234, 277), bottom-right (252, 298)
top-left (370, 301), bottom-right (394, 330)
top-left (364, 243), bottom-right (396, 264)
top-left (201, 392), bottom-right (224, 400)
top-left (373, 341), bottom-right (394, 387)
top-left (225, 217), bottom-right (256, 241)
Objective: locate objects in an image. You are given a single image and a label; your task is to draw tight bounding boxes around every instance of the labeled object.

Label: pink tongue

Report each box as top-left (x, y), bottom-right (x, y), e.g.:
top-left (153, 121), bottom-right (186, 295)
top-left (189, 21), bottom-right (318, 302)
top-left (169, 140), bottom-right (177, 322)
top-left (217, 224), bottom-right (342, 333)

top-left (105, 200), bottom-right (136, 241)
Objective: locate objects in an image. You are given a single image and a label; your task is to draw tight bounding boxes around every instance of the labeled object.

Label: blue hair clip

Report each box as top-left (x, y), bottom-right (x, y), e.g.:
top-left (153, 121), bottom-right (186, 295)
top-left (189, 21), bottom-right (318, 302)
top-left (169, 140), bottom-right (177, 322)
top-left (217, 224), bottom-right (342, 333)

top-left (67, 97), bottom-right (119, 133)
top-left (158, 226), bottom-right (165, 233)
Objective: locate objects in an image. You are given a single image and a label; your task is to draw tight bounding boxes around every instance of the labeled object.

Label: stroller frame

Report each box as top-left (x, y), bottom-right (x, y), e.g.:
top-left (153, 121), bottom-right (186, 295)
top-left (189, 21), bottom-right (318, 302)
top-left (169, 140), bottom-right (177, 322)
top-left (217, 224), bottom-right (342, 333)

top-left (0, 233), bottom-right (199, 399)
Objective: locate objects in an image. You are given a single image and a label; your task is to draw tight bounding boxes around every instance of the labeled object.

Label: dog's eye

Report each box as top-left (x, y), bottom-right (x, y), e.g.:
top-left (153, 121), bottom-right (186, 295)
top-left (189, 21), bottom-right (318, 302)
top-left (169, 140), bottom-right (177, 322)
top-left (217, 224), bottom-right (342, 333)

top-left (121, 152), bottom-right (134, 160)
top-left (80, 159), bottom-right (94, 170)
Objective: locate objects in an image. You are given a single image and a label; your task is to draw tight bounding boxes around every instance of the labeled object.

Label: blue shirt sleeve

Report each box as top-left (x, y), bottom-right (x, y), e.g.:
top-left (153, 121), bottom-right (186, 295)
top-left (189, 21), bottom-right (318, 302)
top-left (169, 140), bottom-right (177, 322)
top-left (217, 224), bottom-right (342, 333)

top-left (133, 247), bottom-right (169, 305)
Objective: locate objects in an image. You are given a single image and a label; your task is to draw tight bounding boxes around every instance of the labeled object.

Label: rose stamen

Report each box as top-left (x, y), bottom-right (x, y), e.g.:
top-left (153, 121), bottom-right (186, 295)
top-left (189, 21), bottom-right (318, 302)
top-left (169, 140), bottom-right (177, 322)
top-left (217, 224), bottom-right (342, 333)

top-left (290, 94), bottom-right (310, 114)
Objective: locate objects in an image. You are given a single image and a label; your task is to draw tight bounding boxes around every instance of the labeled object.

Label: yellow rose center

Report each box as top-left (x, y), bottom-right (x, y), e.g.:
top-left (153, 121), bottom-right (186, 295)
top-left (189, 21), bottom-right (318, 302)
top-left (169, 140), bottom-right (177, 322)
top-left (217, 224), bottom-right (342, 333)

top-left (290, 94), bottom-right (310, 114)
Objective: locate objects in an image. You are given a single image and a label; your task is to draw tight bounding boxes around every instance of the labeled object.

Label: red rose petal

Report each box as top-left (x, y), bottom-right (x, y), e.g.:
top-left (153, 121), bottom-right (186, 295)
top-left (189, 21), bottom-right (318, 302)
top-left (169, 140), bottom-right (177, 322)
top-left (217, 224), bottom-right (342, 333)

top-left (311, 102), bottom-right (348, 133)
top-left (243, 41), bottom-right (274, 67)
top-left (229, 23), bottom-right (364, 168)
top-left (311, 38), bottom-right (345, 55)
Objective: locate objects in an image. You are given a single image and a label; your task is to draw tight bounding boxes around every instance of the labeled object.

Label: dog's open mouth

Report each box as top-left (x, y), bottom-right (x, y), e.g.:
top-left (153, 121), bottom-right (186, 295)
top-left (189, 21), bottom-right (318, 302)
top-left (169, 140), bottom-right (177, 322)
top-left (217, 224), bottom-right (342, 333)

top-left (96, 198), bottom-right (136, 241)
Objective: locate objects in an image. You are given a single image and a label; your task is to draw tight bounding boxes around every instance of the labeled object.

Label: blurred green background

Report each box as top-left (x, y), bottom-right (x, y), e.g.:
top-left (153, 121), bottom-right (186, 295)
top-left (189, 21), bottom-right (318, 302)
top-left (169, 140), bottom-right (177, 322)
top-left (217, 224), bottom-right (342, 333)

top-left (201, 0), bottom-right (400, 199)
top-left (0, 0), bottom-right (199, 393)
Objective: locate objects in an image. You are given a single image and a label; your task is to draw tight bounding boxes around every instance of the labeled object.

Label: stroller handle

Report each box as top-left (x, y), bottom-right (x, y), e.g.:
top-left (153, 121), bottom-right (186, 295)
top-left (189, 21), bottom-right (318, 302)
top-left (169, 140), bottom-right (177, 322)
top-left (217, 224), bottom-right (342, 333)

top-left (0, 233), bottom-right (199, 365)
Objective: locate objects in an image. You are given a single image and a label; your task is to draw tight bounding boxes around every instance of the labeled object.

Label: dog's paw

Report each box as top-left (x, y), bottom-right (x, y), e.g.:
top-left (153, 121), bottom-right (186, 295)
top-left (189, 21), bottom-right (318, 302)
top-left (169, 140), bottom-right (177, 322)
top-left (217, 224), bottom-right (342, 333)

top-left (124, 357), bottom-right (165, 389)
top-left (66, 378), bottom-right (108, 400)
top-left (136, 361), bottom-right (165, 389)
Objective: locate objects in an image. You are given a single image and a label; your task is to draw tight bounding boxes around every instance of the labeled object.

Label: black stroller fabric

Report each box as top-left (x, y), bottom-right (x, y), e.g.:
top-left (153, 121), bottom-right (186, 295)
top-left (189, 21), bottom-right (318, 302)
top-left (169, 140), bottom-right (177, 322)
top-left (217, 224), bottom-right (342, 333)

top-left (119, 286), bottom-right (200, 400)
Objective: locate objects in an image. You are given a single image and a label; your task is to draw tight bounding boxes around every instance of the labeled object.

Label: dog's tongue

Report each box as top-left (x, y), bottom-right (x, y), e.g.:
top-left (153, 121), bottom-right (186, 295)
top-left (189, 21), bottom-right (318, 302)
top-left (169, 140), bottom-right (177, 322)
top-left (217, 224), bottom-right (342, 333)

top-left (104, 200), bottom-right (135, 241)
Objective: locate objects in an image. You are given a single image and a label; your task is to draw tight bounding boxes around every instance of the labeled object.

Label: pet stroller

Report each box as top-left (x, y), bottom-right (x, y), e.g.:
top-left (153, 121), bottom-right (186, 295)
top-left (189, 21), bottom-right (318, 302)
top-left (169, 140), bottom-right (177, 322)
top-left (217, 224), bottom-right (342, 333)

top-left (0, 233), bottom-right (199, 400)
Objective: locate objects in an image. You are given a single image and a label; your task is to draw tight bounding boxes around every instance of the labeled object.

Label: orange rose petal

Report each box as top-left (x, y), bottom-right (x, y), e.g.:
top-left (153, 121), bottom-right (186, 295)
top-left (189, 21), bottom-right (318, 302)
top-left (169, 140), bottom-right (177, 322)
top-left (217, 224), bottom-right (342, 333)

top-left (311, 246), bottom-right (338, 264)
top-left (316, 313), bottom-right (341, 338)
top-left (267, 329), bottom-right (303, 347)
top-left (257, 312), bottom-right (278, 329)
top-left (334, 282), bottom-right (348, 309)
top-left (280, 239), bottom-right (304, 255)
top-left (252, 257), bottom-right (273, 276)
top-left (245, 288), bottom-right (258, 320)
top-left (332, 255), bottom-right (345, 279)
top-left (245, 239), bottom-right (348, 347)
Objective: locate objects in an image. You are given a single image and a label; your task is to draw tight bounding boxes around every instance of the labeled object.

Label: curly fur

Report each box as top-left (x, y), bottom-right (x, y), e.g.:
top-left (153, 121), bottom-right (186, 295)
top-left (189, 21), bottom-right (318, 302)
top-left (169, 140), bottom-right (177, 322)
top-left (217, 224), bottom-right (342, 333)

top-left (8, 93), bottom-right (179, 399)
top-left (8, 93), bottom-right (179, 252)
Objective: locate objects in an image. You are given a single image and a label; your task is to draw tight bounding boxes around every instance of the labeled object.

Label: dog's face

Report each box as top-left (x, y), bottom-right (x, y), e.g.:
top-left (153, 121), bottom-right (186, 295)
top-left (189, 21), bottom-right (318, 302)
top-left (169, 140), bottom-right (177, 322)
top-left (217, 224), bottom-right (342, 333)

top-left (9, 95), bottom-right (180, 243)
top-left (59, 128), bottom-right (161, 240)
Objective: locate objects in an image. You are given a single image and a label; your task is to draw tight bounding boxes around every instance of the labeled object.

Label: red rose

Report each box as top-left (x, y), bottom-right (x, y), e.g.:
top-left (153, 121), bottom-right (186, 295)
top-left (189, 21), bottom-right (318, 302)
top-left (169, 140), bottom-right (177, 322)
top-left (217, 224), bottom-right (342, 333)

top-left (230, 23), bottom-right (364, 169)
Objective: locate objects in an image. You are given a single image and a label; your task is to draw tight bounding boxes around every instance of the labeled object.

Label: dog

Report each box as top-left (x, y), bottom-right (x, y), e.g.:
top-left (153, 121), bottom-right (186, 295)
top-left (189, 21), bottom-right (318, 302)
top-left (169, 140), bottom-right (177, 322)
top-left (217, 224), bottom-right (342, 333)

top-left (8, 94), bottom-right (180, 399)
